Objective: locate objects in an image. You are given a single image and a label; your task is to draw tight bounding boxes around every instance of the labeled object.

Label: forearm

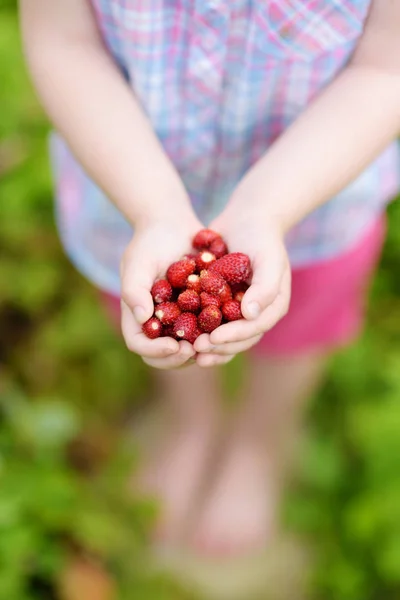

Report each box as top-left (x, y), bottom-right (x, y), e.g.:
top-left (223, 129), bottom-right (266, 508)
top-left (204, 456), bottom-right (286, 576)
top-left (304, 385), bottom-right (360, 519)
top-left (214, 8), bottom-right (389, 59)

top-left (20, 1), bottom-right (193, 228)
top-left (230, 63), bottom-right (400, 232)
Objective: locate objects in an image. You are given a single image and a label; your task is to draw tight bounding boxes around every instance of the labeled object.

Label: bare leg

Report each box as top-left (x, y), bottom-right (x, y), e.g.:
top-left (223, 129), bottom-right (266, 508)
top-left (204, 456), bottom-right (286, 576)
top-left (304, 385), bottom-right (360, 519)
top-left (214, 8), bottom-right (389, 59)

top-left (136, 363), bottom-right (221, 545)
top-left (191, 351), bottom-right (327, 556)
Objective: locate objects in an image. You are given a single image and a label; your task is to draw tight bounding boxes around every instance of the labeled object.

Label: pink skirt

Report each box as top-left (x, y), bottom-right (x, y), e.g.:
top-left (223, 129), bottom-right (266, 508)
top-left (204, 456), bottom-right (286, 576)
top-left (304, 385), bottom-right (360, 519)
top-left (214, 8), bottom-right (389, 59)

top-left (101, 217), bottom-right (386, 357)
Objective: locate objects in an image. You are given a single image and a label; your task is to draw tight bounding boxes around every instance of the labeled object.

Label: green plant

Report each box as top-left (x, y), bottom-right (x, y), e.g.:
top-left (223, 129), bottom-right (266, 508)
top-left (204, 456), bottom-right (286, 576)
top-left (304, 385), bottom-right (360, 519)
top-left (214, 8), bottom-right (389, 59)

top-left (1, 2), bottom-right (400, 599)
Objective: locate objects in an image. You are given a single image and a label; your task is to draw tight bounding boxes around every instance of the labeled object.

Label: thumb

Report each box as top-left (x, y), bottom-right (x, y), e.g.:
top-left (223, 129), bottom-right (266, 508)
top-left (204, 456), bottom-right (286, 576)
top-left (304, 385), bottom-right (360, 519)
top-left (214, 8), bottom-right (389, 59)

top-left (241, 254), bottom-right (286, 320)
top-left (121, 255), bottom-right (156, 325)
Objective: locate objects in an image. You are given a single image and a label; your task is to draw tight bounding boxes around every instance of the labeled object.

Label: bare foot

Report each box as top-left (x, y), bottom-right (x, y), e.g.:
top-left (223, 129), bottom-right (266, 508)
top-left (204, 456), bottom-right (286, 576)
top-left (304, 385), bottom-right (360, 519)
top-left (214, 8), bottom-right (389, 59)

top-left (134, 364), bottom-right (221, 546)
top-left (191, 437), bottom-right (279, 557)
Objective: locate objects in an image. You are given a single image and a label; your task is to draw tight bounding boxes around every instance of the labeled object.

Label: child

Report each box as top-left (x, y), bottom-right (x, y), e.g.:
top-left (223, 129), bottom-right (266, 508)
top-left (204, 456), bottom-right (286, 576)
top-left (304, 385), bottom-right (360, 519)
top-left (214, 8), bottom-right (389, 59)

top-left (20, 0), bottom-right (400, 556)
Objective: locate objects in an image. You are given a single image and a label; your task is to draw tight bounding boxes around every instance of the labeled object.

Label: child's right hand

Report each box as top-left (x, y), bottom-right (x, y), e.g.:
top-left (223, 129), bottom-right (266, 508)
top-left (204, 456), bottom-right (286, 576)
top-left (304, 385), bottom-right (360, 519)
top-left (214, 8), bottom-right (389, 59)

top-left (120, 216), bottom-right (201, 369)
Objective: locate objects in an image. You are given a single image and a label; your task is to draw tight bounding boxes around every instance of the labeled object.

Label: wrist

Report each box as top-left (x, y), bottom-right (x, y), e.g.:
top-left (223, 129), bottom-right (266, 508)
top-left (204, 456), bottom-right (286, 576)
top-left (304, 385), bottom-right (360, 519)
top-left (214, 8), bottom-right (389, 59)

top-left (220, 184), bottom-right (286, 238)
top-left (131, 191), bottom-right (199, 233)
top-left (230, 173), bottom-right (303, 234)
top-left (134, 203), bottom-right (200, 234)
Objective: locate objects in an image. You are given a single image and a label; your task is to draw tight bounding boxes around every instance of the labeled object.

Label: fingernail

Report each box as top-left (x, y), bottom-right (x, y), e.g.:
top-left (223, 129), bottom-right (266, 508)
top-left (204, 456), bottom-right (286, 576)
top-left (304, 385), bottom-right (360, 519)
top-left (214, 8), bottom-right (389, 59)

top-left (247, 302), bottom-right (260, 318)
top-left (133, 306), bottom-right (146, 323)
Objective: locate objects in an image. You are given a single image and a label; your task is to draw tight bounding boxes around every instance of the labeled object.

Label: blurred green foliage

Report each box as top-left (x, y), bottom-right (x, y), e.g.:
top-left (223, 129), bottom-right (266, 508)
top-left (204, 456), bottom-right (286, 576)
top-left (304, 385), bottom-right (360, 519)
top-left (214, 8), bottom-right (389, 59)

top-left (1, 1), bottom-right (400, 599)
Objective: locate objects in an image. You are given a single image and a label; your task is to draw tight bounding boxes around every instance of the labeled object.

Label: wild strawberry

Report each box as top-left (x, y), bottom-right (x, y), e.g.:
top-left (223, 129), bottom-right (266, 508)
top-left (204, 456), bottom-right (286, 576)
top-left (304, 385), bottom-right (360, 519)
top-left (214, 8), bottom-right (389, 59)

top-left (151, 279), bottom-right (173, 304)
top-left (178, 289), bottom-right (201, 313)
top-left (209, 237), bottom-right (228, 258)
top-left (234, 291), bottom-right (245, 303)
top-left (167, 258), bottom-right (196, 288)
top-left (142, 317), bottom-right (163, 339)
top-left (186, 274), bottom-right (202, 294)
top-left (219, 282), bottom-right (233, 303)
top-left (186, 327), bottom-right (202, 344)
top-left (231, 282), bottom-right (249, 303)
top-left (163, 324), bottom-right (176, 339)
top-left (198, 306), bottom-right (222, 333)
top-left (155, 302), bottom-right (181, 325)
top-left (192, 229), bottom-right (221, 251)
top-left (200, 270), bottom-right (226, 295)
top-left (196, 251), bottom-right (216, 272)
top-left (222, 300), bottom-right (243, 322)
top-left (173, 313), bottom-right (198, 341)
top-left (200, 292), bottom-right (221, 309)
top-left (209, 252), bottom-right (251, 284)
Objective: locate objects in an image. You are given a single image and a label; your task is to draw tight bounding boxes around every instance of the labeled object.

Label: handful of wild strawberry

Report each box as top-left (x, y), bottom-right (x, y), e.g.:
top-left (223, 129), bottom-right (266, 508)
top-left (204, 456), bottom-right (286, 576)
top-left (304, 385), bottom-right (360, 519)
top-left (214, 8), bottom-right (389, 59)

top-left (142, 229), bottom-right (252, 343)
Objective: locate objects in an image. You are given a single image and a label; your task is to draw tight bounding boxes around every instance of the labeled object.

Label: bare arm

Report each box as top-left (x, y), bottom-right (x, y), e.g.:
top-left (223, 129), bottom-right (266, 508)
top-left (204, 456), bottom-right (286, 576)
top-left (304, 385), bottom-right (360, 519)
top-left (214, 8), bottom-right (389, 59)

top-left (19, 0), bottom-right (194, 228)
top-left (225, 0), bottom-right (400, 232)
top-left (199, 0), bottom-right (400, 359)
top-left (20, 0), bottom-right (201, 369)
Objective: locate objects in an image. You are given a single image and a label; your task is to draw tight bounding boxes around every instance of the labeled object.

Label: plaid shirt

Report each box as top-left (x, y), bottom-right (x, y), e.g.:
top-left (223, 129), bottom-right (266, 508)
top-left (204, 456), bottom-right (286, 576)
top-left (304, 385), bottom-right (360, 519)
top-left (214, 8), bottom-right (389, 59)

top-left (52, 0), bottom-right (399, 295)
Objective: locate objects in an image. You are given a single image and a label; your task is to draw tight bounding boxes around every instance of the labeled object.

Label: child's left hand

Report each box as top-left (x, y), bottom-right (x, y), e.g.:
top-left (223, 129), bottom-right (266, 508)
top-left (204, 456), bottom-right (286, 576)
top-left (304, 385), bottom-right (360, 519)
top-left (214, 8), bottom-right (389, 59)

top-left (194, 210), bottom-right (291, 367)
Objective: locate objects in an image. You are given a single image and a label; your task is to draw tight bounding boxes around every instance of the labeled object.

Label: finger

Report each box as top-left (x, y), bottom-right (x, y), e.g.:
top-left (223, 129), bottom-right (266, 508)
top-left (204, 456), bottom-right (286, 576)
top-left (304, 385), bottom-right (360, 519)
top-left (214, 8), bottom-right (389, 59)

top-left (198, 334), bottom-right (263, 356)
top-left (241, 249), bottom-right (288, 321)
top-left (209, 315), bottom-right (267, 344)
top-left (121, 249), bottom-right (157, 324)
top-left (193, 333), bottom-right (212, 354)
top-left (196, 353), bottom-right (236, 368)
top-left (121, 301), bottom-right (179, 357)
top-left (143, 342), bottom-right (196, 369)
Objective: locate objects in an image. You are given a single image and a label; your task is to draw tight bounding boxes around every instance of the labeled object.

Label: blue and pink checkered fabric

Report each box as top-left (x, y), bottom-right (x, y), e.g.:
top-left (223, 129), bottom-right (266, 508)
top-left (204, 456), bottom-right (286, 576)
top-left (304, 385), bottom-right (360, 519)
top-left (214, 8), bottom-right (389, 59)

top-left (52, 0), bottom-right (400, 295)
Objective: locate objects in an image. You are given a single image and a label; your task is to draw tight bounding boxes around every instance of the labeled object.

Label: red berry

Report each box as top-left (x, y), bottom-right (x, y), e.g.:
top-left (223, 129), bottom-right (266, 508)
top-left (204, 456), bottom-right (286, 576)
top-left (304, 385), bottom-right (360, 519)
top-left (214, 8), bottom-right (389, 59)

top-left (222, 300), bottom-right (243, 322)
top-left (219, 282), bottom-right (233, 303)
top-left (186, 327), bottom-right (202, 344)
top-left (200, 270), bottom-right (226, 295)
top-left (155, 302), bottom-right (181, 325)
top-left (151, 279), bottom-right (173, 304)
top-left (209, 252), bottom-right (251, 285)
top-left (163, 324), bottom-right (176, 338)
top-left (186, 274), bottom-right (202, 294)
top-left (234, 291), bottom-right (245, 303)
top-left (177, 289), bottom-right (201, 313)
top-left (167, 258), bottom-right (196, 288)
top-left (192, 229), bottom-right (221, 251)
top-left (196, 251), bottom-right (216, 272)
top-left (231, 282), bottom-right (249, 303)
top-left (142, 317), bottom-right (163, 339)
top-left (200, 292), bottom-right (221, 309)
top-left (198, 306), bottom-right (222, 333)
top-left (173, 313), bottom-right (198, 341)
top-left (209, 237), bottom-right (228, 258)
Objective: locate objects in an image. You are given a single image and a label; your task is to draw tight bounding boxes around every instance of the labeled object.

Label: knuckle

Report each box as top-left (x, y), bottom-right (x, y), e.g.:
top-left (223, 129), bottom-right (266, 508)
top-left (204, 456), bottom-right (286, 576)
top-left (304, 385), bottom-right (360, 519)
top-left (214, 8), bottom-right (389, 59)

top-left (160, 346), bottom-right (175, 358)
top-left (262, 291), bottom-right (277, 307)
top-left (212, 347), bottom-right (227, 356)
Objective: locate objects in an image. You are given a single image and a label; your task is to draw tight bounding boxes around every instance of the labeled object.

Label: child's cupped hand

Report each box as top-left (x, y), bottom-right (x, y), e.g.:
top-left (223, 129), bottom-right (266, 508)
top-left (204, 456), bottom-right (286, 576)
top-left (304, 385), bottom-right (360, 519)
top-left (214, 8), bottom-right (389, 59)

top-left (120, 216), bottom-right (202, 369)
top-left (194, 212), bottom-right (292, 367)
